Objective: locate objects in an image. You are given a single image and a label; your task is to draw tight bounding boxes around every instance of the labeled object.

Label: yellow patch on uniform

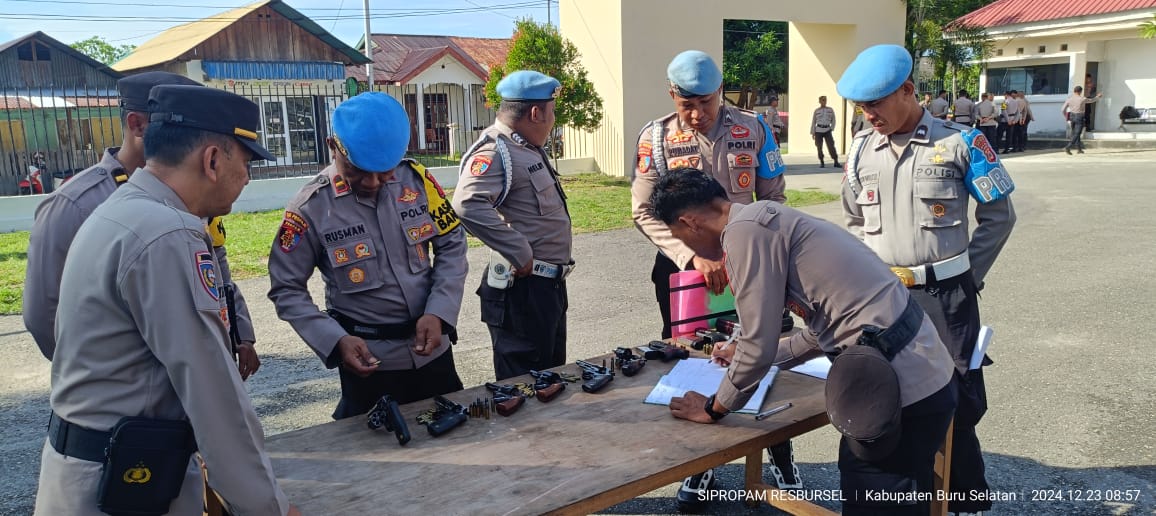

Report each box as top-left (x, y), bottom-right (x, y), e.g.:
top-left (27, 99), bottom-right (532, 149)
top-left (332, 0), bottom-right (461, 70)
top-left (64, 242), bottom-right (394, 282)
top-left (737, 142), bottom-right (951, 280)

top-left (123, 462), bottom-right (152, 484)
top-left (666, 131), bottom-right (693, 144)
top-left (734, 153), bottom-right (754, 167)
top-left (334, 248), bottom-right (350, 264)
top-left (469, 155), bottom-right (492, 176)
top-left (398, 187), bottom-right (420, 204)
top-left (669, 158), bottom-right (690, 169)
top-left (407, 222), bottom-right (435, 242)
top-left (931, 154), bottom-right (945, 164)
top-left (354, 243), bottom-right (372, 258)
top-left (414, 161), bottom-right (460, 236)
top-left (730, 125), bottom-right (751, 138)
top-left (206, 217), bottom-right (227, 247)
top-left (931, 203), bottom-right (947, 217)
top-left (737, 171), bottom-right (752, 189)
top-left (332, 174), bottom-right (351, 197)
top-left (348, 267), bottom-right (366, 284)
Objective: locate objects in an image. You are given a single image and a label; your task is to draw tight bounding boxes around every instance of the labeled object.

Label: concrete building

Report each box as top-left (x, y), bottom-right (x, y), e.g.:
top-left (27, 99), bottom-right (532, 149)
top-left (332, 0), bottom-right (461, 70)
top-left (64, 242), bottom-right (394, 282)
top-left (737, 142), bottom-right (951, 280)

top-left (957, 0), bottom-right (1156, 139)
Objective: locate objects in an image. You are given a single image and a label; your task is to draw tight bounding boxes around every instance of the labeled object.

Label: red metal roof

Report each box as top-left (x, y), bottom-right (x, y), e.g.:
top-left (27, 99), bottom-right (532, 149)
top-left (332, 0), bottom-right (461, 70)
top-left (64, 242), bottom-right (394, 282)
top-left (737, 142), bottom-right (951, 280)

top-left (347, 34), bottom-right (509, 85)
top-left (955, 0), bottom-right (1156, 28)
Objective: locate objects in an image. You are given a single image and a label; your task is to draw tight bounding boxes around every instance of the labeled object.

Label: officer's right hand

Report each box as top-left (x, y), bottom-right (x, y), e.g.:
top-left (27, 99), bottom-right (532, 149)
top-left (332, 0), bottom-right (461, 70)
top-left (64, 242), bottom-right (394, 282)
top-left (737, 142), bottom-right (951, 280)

top-left (337, 335), bottom-right (380, 377)
top-left (512, 260), bottom-right (533, 278)
top-left (692, 255), bottom-right (727, 295)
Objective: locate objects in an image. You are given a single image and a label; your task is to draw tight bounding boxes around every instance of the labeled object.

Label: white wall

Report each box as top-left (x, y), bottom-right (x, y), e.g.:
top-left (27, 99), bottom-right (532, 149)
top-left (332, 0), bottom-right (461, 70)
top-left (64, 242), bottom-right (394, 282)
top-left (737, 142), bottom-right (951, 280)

top-left (409, 55), bottom-right (483, 86)
top-left (1097, 38), bottom-right (1156, 130)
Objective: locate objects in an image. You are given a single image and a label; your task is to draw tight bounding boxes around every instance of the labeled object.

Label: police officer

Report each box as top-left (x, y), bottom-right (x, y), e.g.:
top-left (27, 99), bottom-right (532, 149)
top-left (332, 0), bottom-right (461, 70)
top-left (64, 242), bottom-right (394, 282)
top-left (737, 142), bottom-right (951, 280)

top-left (810, 95), bottom-right (841, 168)
top-left (268, 92), bottom-right (467, 419)
top-left (630, 50), bottom-right (790, 511)
top-left (766, 96), bottom-right (785, 142)
top-left (976, 93), bottom-right (999, 144)
top-left (36, 85), bottom-right (297, 515)
top-left (929, 90), bottom-right (950, 119)
top-left (23, 71), bottom-right (261, 380)
top-left (851, 105), bottom-right (868, 134)
top-left (1001, 90), bottom-right (1021, 153)
top-left (952, 90), bottom-right (975, 126)
top-left (451, 70), bottom-right (573, 381)
top-left (837, 44), bottom-right (1017, 515)
top-left (654, 170), bottom-right (957, 516)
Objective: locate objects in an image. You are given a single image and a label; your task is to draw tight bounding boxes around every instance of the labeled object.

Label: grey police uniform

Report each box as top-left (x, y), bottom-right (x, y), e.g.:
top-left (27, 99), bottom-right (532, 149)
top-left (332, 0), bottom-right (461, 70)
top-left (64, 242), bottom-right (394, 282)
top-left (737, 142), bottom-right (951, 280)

top-left (268, 161), bottom-right (467, 417)
top-left (452, 120), bottom-right (573, 380)
top-left (811, 105), bottom-right (839, 165)
top-left (23, 149), bottom-right (255, 360)
top-left (929, 97), bottom-right (950, 119)
top-left (632, 105), bottom-right (786, 338)
top-left (35, 169), bottom-right (289, 515)
top-left (952, 97), bottom-right (975, 125)
top-left (717, 201), bottom-right (957, 513)
top-left (976, 99), bottom-right (999, 144)
top-left (841, 109), bottom-right (1016, 513)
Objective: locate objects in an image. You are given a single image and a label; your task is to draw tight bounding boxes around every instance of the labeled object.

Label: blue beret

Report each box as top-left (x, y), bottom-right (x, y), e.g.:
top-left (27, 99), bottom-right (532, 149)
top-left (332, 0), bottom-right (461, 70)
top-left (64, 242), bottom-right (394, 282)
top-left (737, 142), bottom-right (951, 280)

top-left (331, 92), bottom-right (410, 173)
top-left (496, 70), bottom-right (560, 101)
top-left (666, 50), bottom-right (722, 97)
top-left (837, 44), bottom-right (913, 103)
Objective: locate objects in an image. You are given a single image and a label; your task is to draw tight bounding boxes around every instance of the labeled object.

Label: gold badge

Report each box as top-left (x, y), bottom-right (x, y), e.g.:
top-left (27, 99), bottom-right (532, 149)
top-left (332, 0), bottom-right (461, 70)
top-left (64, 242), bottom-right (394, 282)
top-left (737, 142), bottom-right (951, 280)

top-left (334, 248), bottom-right (350, 264)
top-left (123, 462), bottom-right (152, 484)
top-left (890, 267), bottom-right (916, 288)
top-left (354, 243), bottom-right (371, 258)
top-left (348, 267), bottom-right (365, 284)
top-left (931, 203), bottom-right (947, 217)
top-left (931, 154), bottom-right (945, 164)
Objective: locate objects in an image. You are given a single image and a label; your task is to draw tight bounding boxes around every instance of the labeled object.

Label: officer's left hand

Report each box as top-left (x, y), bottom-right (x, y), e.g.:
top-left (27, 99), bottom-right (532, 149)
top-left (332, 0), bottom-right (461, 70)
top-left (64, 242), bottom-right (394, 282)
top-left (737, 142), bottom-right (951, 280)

top-left (670, 390), bottom-right (718, 424)
top-left (413, 314), bottom-right (444, 356)
top-left (237, 341), bottom-right (260, 380)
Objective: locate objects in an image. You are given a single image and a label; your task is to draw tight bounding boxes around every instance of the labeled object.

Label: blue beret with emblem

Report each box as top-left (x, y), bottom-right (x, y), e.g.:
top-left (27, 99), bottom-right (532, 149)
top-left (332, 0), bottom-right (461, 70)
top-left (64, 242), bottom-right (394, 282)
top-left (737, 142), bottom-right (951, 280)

top-left (331, 92), bottom-right (410, 173)
top-left (837, 44), bottom-right (914, 103)
top-left (496, 70), bottom-right (561, 102)
top-left (667, 50), bottom-right (722, 98)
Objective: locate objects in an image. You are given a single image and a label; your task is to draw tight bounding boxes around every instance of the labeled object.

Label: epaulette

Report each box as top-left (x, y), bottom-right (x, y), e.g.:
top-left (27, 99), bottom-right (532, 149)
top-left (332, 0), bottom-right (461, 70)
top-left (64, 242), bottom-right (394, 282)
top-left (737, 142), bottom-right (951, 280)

top-left (942, 120), bottom-right (972, 132)
top-left (288, 171), bottom-right (330, 210)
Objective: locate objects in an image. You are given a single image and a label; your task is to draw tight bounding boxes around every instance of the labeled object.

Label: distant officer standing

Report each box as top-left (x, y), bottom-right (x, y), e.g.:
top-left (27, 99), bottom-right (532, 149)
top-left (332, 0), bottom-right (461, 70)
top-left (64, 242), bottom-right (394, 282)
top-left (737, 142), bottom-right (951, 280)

top-left (1016, 92), bottom-right (1034, 152)
top-left (268, 93), bottom-right (467, 419)
top-left (929, 90), bottom-right (950, 119)
top-left (810, 95), bottom-right (841, 168)
top-left (975, 93), bottom-right (999, 143)
top-left (952, 90), bottom-right (975, 126)
top-left (850, 105), bottom-right (868, 134)
top-left (630, 50), bottom-right (790, 512)
top-left (655, 170), bottom-right (957, 516)
top-left (1061, 85), bottom-right (1103, 154)
top-left (1001, 90), bottom-right (1022, 153)
top-left (451, 70), bottom-right (573, 381)
top-left (36, 85), bottom-right (297, 516)
top-left (22, 72), bottom-right (261, 379)
top-left (838, 44), bottom-right (1017, 515)
top-left (766, 96), bottom-right (785, 141)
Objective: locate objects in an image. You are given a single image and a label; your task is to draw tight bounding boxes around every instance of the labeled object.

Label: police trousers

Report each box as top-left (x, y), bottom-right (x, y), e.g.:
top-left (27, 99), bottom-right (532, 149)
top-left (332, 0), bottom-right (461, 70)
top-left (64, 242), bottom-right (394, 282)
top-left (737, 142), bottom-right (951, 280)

top-left (478, 275), bottom-right (568, 381)
top-left (908, 270), bottom-right (993, 512)
top-left (814, 131), bottom-right (838, 163)
top-left (334, 348), bottom-right (464, 419)
top-left (651, 252), bottom-right (686, 339)
top-left (840, 377), bottom-right (958, 515)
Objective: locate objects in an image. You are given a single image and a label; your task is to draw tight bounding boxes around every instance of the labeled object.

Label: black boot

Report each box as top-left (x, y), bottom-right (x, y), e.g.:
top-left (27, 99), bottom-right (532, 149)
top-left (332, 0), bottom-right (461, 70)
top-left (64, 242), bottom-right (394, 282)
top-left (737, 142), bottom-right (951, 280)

top-left (767, 441), bottom-right (803, 489)
top-left (676, 468), bottom-right (716, 512)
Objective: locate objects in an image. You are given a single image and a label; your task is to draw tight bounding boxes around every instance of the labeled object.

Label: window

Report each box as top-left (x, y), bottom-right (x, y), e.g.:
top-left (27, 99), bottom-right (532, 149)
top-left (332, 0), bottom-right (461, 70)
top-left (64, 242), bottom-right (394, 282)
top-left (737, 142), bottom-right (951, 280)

top-left (996, 49), bottom-right (1004, 56)
top-left (986, 63), bottom-right (1069, 95)
top-left (1038, 45), bottom-right (1046, 53)
top-left (1061, 44), bottom-right (1069, 51)
top-left (16, 40), bottom-right (51, 86)
top-left (1016, 48), bottom-right (1024, 55)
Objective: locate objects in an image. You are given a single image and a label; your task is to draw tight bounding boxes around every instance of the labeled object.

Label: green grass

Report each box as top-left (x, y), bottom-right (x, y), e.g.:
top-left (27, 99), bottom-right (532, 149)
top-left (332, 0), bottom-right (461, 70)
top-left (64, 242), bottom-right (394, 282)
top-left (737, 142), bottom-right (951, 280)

top-left (0, 173), bottom-right (838, 314)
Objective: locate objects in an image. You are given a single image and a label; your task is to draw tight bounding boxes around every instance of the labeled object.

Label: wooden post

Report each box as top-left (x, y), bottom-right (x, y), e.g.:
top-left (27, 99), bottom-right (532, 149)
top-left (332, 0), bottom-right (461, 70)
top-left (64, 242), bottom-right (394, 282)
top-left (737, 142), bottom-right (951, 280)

top-left (930, 417), bottom-right (955, 516)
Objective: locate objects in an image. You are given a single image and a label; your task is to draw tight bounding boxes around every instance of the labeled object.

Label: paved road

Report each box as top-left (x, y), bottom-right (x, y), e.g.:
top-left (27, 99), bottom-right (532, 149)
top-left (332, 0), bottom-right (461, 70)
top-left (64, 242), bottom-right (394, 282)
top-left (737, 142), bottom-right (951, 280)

top-left (1, 149), bottom-right (1153, 515)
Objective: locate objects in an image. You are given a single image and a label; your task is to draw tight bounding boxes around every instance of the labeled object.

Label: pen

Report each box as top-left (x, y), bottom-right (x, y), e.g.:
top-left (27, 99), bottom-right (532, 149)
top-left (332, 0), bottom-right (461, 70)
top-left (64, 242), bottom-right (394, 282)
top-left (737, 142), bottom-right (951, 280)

top-left (754, 402), bottom-right (792, 421)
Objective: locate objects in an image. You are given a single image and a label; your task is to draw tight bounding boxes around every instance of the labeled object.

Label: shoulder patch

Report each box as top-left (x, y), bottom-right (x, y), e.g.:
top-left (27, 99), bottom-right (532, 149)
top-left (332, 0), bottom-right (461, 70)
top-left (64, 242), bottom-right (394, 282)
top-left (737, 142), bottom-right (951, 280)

top-left (468, 154), bottom-right (492, 176)
top-left (331, 174), bottom-right (351, 197)
top-left (195, 250), bottom-right (219, 300)
top-left (205, 216), bottom-right (227, 247)
top-left (277, 211), bottom-right (308, 253)
top-left (410, 160), bottom-right (460, 235)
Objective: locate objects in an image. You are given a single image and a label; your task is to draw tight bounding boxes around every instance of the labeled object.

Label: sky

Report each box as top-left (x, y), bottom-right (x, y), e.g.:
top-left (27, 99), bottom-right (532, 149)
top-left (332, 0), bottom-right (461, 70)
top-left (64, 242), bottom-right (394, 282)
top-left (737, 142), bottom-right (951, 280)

top-left (0, 0), bottom-right (557, 48)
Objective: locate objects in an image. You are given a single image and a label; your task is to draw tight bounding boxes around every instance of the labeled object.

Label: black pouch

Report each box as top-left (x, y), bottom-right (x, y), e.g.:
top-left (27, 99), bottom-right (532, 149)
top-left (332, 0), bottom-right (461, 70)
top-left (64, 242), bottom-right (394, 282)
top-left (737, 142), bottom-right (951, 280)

top-left (97, 417), bottom-right (197, 516)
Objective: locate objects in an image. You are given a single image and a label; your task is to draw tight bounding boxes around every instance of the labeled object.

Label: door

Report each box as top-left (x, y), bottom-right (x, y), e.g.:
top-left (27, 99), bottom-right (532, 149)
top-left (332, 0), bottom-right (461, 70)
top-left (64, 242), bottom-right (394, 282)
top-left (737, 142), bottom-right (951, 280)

top-left (262, 99), bottom-right (288, 165)
top-left (424, 93), bottom-right (449, 153)
top-left (285, 96), bottom-right (318, 164)
top-left (404, 93), bottom-right (420, 151)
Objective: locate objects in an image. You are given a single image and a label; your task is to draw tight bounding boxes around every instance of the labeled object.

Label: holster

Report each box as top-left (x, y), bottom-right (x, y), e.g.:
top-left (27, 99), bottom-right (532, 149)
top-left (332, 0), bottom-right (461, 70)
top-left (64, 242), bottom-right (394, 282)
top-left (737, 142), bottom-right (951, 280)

top-left (97, 417), bottom-right (197, 516)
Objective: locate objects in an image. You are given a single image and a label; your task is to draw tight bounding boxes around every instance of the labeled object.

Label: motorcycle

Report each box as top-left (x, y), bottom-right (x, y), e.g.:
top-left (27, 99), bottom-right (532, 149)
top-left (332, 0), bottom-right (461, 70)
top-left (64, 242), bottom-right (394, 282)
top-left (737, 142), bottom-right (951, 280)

top-left (18, 152), bottom-right (46, 195)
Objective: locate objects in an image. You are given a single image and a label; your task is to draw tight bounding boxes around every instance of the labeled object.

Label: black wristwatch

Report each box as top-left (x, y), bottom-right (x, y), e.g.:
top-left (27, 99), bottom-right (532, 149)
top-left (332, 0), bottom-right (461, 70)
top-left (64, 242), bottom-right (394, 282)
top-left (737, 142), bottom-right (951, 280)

top-left (704, 394), bottom-right (728, 421)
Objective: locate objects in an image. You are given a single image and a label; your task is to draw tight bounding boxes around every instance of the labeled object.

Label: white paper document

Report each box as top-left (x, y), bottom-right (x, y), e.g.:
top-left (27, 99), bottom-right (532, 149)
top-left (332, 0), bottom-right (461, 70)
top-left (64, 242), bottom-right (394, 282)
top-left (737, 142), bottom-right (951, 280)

top-left (969, 325), bottom-right (994, 370)
top-left (789, 356), bottom-right (831, 380)
top-left (644, 358), bottom-right (778, 414)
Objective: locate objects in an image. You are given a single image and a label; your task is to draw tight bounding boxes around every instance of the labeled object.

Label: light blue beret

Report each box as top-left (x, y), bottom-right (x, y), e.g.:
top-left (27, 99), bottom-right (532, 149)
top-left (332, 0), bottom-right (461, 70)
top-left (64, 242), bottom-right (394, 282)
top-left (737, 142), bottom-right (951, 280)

top-left (667, 50), bottom-right (722, 97)
top-left (837, 44), bottom-right (914, 102)
top-left (496, 70), bottom-right (561, 101)
top-left (331, 92), bottom-right (410, 173)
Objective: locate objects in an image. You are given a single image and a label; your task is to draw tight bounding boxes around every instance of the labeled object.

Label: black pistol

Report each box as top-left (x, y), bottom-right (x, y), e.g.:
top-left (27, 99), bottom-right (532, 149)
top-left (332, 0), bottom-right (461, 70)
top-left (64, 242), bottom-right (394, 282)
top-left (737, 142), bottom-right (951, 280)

top-left (425, 396), bottom-right (468, 436)
top-left (528, 370), bottom-right (567, 402)
top-left (485, 382), bottom-right (527, 417)
top-left (613, 347), bottom-right (646, 377)
top-left (644, 341), bottom-right (690, 362)
top-left (576, 359), bottom-right (614, 393)
top-left (367, 395), bottom-right (410, 445)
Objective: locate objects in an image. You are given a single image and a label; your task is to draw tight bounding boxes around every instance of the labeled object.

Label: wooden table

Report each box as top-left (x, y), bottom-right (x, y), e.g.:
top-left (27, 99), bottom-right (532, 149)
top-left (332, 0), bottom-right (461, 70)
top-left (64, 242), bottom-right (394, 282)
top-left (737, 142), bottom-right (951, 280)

top-left (263, 355), bottom-right (829, 515)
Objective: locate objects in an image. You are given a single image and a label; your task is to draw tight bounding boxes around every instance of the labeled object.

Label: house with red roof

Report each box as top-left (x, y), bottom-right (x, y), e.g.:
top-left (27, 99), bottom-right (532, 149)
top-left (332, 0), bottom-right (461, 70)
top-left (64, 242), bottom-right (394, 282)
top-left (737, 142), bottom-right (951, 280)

top-left (351, 34), bottom-right (510, 156)
top-left (956, 0), bottom-right (1156, 138)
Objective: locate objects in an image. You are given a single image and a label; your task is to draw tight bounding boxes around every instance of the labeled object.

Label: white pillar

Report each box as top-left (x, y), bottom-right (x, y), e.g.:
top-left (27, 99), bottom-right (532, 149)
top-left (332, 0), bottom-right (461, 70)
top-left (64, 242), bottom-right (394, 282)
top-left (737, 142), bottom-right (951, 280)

top-left (1068, 52), bottom-right (1087, 94)
top-left (415, 84), bottom-right (427, 150)
top-left (447, 122), bottom-right (459, 157)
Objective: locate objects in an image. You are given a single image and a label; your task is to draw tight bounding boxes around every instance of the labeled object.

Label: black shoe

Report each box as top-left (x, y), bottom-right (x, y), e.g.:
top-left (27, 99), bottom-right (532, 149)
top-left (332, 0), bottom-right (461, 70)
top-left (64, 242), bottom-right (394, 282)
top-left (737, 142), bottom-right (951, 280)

top-left (819, 162), bottom-right (825, 168)
top-left (781, 309), bottom-right (794, 332)
top-left (1065, 147), bottom-right (1072, 155)
top-left (1078, 149), bottom-right (1085, 154)
top-left (767, 441), bottom-right (803, 489)
top-left (677, 468), bottom-right (716, 512)
top-left (833, 161), bottom-right (842, 168)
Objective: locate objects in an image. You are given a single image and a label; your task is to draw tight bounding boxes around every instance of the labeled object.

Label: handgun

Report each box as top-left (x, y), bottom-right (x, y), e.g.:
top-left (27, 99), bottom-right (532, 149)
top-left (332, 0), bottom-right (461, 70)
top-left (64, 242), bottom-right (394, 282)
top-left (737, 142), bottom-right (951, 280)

top-left (367, 394), bottom-right (410, 445)
top-left (423, 396), bottom-right (468, 437)
top-left (643, 341), bottom-right (690, 362)
top-left (485, 383), bottom-right (527, 416)
top-left (613, 347), bottom-right (646, 377)
top-left (575, 359), bottom-right (614, 393)
top-left (528, 370), bottom-right (568, 402)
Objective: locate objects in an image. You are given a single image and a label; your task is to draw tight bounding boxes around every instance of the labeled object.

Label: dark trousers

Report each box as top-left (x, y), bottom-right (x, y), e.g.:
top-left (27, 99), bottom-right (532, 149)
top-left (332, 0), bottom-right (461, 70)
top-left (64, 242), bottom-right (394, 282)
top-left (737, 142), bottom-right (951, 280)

top-left (995, 122), bottom-right (1010, 152)
top-left (840, 377), bottom-right (958, 515)
top-left (333, 348), bottom-right (464, 419)
top-left (1067, 118), bottom-right (1087, 151)
top-left (478, 275), bottom-right (568, 381)
top-left (979, 125), bottom-right (997, 146)
top-left (1010, 123), bottom-right (1027, 151)
top-left (814, 131), bottom-right (838, 164)
top-left (907, 271), bottom-right (993, 513)
top-left (652, 252), bottom-right (685, 339)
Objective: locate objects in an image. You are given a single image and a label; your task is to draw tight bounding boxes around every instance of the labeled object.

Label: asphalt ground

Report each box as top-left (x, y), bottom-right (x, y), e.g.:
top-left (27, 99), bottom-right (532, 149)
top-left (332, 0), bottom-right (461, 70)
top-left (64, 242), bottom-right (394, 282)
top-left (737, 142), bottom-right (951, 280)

top-left (1, 148), bottom-right (1153, 515)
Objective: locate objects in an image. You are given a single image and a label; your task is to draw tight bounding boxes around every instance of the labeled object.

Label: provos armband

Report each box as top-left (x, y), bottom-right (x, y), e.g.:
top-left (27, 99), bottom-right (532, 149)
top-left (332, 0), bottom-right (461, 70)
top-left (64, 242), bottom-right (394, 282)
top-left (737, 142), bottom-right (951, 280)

top-left (412, 160), bottom-right (461, 235)
top-left (962, 130), bottom-right (1015, 203)
top-left (206, 216), bottom-right (227, 247)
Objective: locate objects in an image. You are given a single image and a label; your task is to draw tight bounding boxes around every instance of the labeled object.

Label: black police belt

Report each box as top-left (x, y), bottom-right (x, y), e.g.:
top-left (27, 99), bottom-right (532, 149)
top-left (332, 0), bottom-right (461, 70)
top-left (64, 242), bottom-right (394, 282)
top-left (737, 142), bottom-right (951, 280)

top-left (531, 259), bottom-right (575, 280)
top-left (837, 295), bottom-right (925, 362)
top-left (889, 252), bottom-right (969, 288)
top-left (328, 309), bottom-right (454, 341)
top-left (816, 124), bottom-right (831, 129)
top-left (48, 412), bottom-right (112, 463)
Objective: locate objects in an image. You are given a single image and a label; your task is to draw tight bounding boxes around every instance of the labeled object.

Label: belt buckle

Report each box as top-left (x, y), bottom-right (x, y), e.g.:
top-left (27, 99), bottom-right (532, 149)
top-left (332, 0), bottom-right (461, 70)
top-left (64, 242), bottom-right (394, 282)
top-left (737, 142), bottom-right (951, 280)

top-left (890, 267), bottom-right (917, 288)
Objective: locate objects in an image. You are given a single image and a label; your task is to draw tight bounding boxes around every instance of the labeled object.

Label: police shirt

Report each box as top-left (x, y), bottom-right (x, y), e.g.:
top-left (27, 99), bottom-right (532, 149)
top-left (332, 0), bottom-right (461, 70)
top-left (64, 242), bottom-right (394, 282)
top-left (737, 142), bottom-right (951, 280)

top-left (631, 105), bottom-right (786, 269)
top-left (23, 149), bottom-right (255, 360)
top-left (976, 100), bottom-right (998, 127)
top-left (841, 110), bottom-right (1017, 284)
top-left (929, 97), bottom-right (950, 118)
top-left (268, 161), bottom-right (468, 371)
top-left (48, 169), bottom-right (288, 515)
top-left (451, 120), bottom-right (573, 268)
top-left (716, 201), bottom-right (954, 410)
top-left (811, 106), bottom-right (836, 133)
top-left (953, 97), bottom-right (976, 122)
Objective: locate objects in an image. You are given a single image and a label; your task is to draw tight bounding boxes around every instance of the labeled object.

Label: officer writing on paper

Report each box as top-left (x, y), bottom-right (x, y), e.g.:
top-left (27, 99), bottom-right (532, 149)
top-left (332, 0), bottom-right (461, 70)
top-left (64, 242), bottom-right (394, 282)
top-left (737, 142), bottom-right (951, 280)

top-left (36, 85), bottom-right (297, 515)
top-left (838, 44), bottom-right (1015, 514)
top-left (23, 72), bottom-right (261, 379)
top-left (268, 92), bottom-right (467, 419)
top-left (655, 171), bottom-right (958, 515)
top-left (452, 71), bottom-right (574, 381)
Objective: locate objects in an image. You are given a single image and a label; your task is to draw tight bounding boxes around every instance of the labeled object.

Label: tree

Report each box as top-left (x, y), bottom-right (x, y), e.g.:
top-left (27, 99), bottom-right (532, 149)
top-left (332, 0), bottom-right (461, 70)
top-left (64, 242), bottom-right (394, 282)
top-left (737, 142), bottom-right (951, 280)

top-left (722, 20), bottom-right (787, 109)
top-left (70, 36), bottom-right (136, 66)
top-left (485, 20), bottom-right (603, 132)
top-left (906, 0), bottom-right (995, 93)
top-left (1141, 14), bottom-right (1156, 39)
